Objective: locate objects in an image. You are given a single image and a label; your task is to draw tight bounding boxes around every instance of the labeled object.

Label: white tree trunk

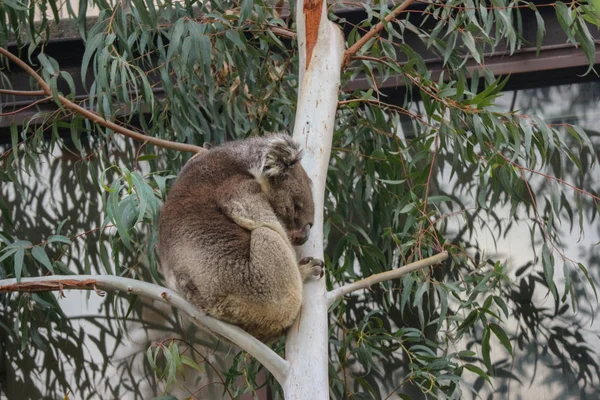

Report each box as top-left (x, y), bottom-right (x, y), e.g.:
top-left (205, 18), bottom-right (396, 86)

top-left (284, 0), bottom-right (345, 398)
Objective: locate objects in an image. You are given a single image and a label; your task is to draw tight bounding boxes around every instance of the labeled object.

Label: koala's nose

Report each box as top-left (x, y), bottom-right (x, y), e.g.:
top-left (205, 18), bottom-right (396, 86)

top-left (291, 223), bottom-right (312, 246)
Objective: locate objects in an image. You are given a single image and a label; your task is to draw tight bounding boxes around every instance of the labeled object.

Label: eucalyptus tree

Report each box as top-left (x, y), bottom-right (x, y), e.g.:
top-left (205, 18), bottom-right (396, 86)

top-left (1, 0), bottom-right (599, 398)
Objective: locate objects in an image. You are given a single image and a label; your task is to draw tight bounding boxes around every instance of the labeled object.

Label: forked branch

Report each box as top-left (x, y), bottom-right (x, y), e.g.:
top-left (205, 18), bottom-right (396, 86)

top-left (0, 275), bottom-right (289, 384)
top-left (0, 48), bottom-right (204, 155)
top-left (326, 251), bottom-right (448, 307)
top-left (344, 0), bottom-right (416, 65)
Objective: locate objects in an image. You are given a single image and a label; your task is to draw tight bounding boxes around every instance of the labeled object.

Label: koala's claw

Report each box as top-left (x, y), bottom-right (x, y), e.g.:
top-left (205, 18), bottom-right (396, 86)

top-left (299, 257), bottom-right (325, 279)
top-left (299, 256), bottom-right (313, 264)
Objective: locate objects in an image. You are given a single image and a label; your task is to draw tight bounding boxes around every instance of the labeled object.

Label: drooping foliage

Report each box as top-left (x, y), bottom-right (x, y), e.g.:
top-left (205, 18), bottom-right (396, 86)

top-left (1, 0), bottom-right (599, 398)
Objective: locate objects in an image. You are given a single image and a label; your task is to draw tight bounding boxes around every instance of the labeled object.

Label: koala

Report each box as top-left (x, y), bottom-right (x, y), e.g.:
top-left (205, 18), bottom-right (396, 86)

top-left (158, 134), bottom-right (324, 343)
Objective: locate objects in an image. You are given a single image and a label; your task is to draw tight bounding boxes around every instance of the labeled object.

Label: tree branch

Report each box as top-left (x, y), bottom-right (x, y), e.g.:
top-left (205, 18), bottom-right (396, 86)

top-left (285, 0), bottom-right (345, 396)
top-left (344, 0), bottom-right (416, 65)
top-left (0, 96), bottom-right (52, 116)
top-left (326, 251), bottom-right (449, 307)
top-left (269, 26), bottom-right (297, 39)
top-left (0, 275), bottom-right (289, 384)
top-left (0, 48), bottom-right (205, 155)
top-left (0, 88), bottom-right (47, 96)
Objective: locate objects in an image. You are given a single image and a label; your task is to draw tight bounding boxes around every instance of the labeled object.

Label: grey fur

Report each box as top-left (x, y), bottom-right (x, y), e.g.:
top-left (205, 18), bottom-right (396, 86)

top-left (158, 134), bottom-right (321, 342)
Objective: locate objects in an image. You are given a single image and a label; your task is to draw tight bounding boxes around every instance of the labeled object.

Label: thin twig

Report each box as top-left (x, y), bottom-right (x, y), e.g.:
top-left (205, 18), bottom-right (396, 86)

top-left (415, 0), bottom-right (557, 11)
top-left (0, 275), bottom-right (290, 384)
top-left (422, 134), bottom-right (440, 214)
top-left (0, 96), bottom-right (52, 116)
top-left (517, 167), bottom-right (577, 265)
top-left (350, 54), bottom-right (397, 69)
top-left (326, 252), bottom-right (448, 307)
top-left (0, 88), bottom-right (47, 96)
top-left (344, 0), bottom-right (416, 64)
top-left (338, 98), bottom-right (432, 127)
top-left (269, 26), bottom-right (297, 39)
top-left (0, 47), bottom-right (205, 155)
top-left (495, 150), bottom-right (600, 202)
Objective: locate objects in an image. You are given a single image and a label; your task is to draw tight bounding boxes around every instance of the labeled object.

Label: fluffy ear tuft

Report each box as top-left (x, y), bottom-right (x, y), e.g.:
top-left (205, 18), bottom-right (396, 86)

top-left (261, 135), bottom-right (303, 177)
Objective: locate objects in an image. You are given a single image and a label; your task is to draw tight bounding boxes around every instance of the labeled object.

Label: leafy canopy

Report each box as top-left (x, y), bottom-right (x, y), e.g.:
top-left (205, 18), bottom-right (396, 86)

top-left (1, 0), bottom-right (599, 398)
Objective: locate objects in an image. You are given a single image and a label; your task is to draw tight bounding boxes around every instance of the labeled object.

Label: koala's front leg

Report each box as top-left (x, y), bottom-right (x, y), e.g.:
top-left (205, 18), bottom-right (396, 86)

top-left (219, 187), bottom-right (290, 246)
top-left (299, 257), bottom-right (325, 280)
top-left (221, 200), bottom-right (268, 229)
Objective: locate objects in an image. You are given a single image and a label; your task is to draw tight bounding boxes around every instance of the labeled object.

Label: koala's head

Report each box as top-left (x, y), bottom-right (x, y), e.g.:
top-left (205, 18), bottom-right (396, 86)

top-left (253, 135), bottom-right (315, 246)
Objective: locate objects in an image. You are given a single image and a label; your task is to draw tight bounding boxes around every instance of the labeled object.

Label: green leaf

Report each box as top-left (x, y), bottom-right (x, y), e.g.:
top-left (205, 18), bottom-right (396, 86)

top-left (574, 18), bottom-right (596, 74)
top-left (163, 344), bottom-right (177, 388)
top-left (14, 247), bottom-right (24, 282)
top-left (32, 246), bottom-right (54, 273)
top-left (0, 248), bottom-right (18, 263)
top-left (47, 235), bottom-right (71, 244)
top-left (194, 28), bottom-right (212, 76)
top-left (153, 174), bottom-right (176, 198)
top-left (226, 30), bottom-right (245, 49)
top-left (464, 363), bottom-right (491, 384)
top-left (461, 31), bottom-right (481, 63)
top-left (38, 53), bottom-right (57, 75)
top-left (77, 0), bottom-right (88, 35)
top-left (493, 296), bottom-right (509, 318)
top-left (399, 203), bottom-right (414, 213)
top-left (239, 0), bottom-right (254, 23)
top-left (131, 0), bottom-right (153, 26)
top-left (555, 2), bottom-right (574, 41)
top-left (520, 119), bottom-right (533, 157)
top-left (489, 323), bottom-right (513, 355)
top-left (181, 355), bottom-right (206, 373)
top-left (3, 0), bottom-right (27, 11)
top-left (436, 284), bottom-right (448, 329)
top-left (457, 310), bottom-right (479, 334)
top-left (542, 244), bottom-right (558, 301)
top-left (534, 10), bottom-right (545, 56)
top-left (481, 326), bottom-right (491, 370)
top-left (6, 240), bottom-right (32, 249)
top-left (60, 71), bottom-right (77, 99)
top-left (167, 19), bottom-right (187, 62)
top-left (413, 281), bottom-right (429, 328)
top-left (170, 343), bottom-right (184, 376)
top-left (124, 295), bottom-right (138, 320)
top-left (146, 346), bottom-right (156, 370)
top-left (81, 33), bottom-right (104, 83)
top-left (137, 154), bottom-right (158, 162)
top-left (400, 274), bottom-right (414, 316)
top-left (459, 350), bottom-right (476, 358)
top-left (570, 125), bottom-right (595, 156)
top-left (577, 262), bottom-right (598, 301)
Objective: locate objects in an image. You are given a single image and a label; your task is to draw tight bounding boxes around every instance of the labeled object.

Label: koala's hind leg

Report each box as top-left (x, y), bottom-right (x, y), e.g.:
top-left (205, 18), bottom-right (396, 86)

top-left (219, 226), bottom-right (303, 341)
top-left (225, 198), bottom-right (325, 282)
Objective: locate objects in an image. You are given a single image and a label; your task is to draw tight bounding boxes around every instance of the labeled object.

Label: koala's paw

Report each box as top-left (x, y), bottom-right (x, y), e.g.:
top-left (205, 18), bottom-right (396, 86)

top-left (299, 257), bottom-right (325, 280)
top-left (222, 201), bottom-right (258, 230)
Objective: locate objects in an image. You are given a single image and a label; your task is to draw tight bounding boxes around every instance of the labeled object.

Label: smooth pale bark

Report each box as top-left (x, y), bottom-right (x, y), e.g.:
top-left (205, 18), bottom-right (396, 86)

top-left (284, 0), bottom-right (345, 398)
top-left (326, 252), bottom-right (449, 307)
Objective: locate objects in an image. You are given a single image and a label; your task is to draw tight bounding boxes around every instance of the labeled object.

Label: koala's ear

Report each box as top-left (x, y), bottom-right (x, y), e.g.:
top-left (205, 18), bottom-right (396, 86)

top-left (261, 135), bottom-right (303, 177)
